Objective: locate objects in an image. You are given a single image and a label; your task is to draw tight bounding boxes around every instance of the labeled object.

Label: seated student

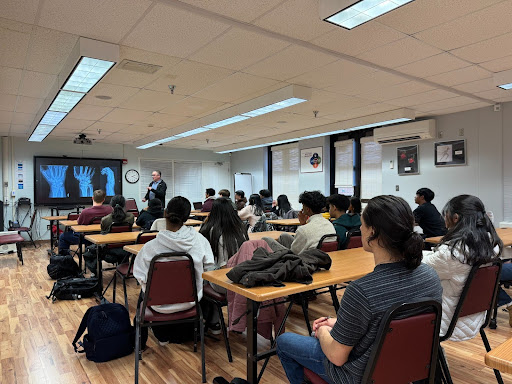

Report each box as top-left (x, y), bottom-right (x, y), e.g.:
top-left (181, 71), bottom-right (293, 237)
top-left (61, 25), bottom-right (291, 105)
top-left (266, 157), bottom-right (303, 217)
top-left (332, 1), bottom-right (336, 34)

top-left (271, 194), bottom-right (293, 218)
top-left (414, 187), bottom-right (447, 238)
top-left (498, 264), bottom-right (512, 326)
top-left (136, 198), bottom-right (163, 230)
top-left (58, 189), bottom-right (112, 255)
top-left (327, 194), bottom-right (361, 247)
top-left (218, 189), bottom-right (237, 210)
top-left (268, 191), bottom-right (336, 255)
top-left (201, 188), bottom-right (216, 212)
top-left (235, 190), bottom-right (247, 211)
top-left (199, 198), bottom-right (249, 332)
top-left (423, 194), bottom-right (502, 340)
top-left (276, 195), bottom-right (442, 384)
top-left (133, 196), bottom-right (215, 346)
top-left (100, 195), bottom-right (135, 232)
top-left (259, 189), bottom-right (273, 212)
top-left (238, 194), bottom-right (264, 232)
top-left (348, 196), bottom-right (362, 216)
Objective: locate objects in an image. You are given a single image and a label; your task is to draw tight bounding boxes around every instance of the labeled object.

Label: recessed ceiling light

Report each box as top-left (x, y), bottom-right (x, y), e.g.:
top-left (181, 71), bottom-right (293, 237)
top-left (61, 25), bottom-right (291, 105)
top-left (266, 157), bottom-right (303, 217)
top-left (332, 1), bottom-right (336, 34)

top-left (95, 95), bottom-right (112, 100)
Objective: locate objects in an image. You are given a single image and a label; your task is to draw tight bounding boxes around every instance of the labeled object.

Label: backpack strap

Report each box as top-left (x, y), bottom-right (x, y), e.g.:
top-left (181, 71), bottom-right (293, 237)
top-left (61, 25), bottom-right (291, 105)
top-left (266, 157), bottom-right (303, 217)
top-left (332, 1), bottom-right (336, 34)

top-left (72, 306), bottom-right (94, 352)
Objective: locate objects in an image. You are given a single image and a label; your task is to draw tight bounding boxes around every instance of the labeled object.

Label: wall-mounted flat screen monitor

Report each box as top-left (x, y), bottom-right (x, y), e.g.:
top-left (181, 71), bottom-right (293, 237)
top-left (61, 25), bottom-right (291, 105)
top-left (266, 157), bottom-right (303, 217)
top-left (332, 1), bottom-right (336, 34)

top-left (34, 156), bottom-right (122, 206)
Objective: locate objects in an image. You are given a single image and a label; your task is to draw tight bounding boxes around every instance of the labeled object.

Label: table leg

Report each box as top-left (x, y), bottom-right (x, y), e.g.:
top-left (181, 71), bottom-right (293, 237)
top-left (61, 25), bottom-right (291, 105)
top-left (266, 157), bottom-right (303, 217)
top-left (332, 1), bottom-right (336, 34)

top-left (94, 245), bottom-right (107, 303)
top-left (49, 219), bottom-right (55, 253)
top-left (247, 299), bottom-right (260, 384)
top-left (78, 233), bottom-right (83, 272)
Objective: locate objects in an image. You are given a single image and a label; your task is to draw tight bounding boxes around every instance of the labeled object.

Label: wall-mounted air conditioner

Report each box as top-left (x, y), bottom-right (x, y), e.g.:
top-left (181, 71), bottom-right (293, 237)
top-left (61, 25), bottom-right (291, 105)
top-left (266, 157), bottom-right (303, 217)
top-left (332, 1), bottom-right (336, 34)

top-left (373, 120), bottom-right (436, 145)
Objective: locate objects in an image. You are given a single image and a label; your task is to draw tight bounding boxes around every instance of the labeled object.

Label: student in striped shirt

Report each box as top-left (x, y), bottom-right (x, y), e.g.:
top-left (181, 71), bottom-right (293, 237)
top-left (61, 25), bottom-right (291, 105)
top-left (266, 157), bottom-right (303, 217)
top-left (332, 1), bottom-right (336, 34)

top-left (276, 195), bottom-right (442, 384)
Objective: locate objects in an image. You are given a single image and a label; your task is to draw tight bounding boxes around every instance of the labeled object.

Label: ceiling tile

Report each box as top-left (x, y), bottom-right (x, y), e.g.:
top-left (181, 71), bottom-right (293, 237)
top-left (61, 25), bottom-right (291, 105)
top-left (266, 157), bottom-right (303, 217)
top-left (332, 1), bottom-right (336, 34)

top-left (101, 108), bottom-right (152, 124)
top-left (413, 1), bottom-right (512, 51)
top-left (55, 118), bottom-right (95, 131)
top-left (386, 89), bottom-right (461, 108)
top-left (38, 0), bottom-right (153, 43)
top-left (9, 124), bottom-right (30, 134)
top-left (474, 88), bottom-right (510, 101)
top-left (325, 71), bottom-right (408, 96)
top-left (454, 78), bottom-right (495, 94)
top-left (0, 0), bottom-right (40, 24)
top-left (15, 96), bottom-right (44, 114)
top-left (357, 81), bottom-right (434, 102)
top-left (177, 0), bottom-right (284, 23)
top-left (193, 72), bottom-right (279, 103)
top-left (243, 44), bottom-right (336, 81)
top-left (82, 83), bottom-right (140, 108)
top-left (357, 37), bottom-right (442, 68)
top-left (144, 113), bottom-right (192, 128)
top-left (311, 21), bottom-right (406, 57)
top-left (119, 89), bottom-right (185, 112)
top-left (145, 60), bottom-right (234, 96)
top-left (0, 67), bottom-right (22, 94)
top-left (253, 0), bottom-right (334, 41)
top-left (85, 121), bottom-right (132, 133)
top-left (0, 111), bottom-right (13, 124)
top-left (413, 96), bottom-right (483, 113)
top-left (290, 95), bottom-right (374, 117)
top-left (377, 0), bottom-right (503, 35)
top-left (0, 94), bottom-right (17, 111)
top-left (18, 70), bottom-right (57, 98)
top-left (159, 97), bottom-right (227, 117)
top-left (396, 53), bottom-right (470, 79)
top-left (123, 3), bottom-right (230, 58)
top-left (67, 104), bottom-right (113, 120)
top-left (426, 102), bottom-right (491, 116)
top-left (189, 27), bottom-right (289, 71)
top-left (426, 66), bottom-right (491, 87)
top-left (451, 32), bottom-right (512, 64)
top-left (0, 123), bottom-right (10, 133)
top-left (0, 20), bottom-right (31, 68)
top-left (12, 112), bottom-right (34, 125)
top-left (322, 103), bottom-right (399, 121)
top-left (479, 55), bottom-right (512, 72)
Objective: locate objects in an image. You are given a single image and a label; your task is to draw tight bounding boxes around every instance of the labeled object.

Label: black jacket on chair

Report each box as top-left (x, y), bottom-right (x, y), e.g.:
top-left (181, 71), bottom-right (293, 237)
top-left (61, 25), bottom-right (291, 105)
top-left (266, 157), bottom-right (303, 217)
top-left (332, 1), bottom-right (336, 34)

top-left (144, 180), bottom-right (167, 202)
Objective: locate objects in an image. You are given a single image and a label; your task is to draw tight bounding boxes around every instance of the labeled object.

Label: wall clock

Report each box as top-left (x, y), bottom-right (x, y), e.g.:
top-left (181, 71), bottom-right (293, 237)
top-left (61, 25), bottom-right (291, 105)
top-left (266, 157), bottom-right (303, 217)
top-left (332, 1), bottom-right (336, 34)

top-left (125, 169), bottom-right (140, 184)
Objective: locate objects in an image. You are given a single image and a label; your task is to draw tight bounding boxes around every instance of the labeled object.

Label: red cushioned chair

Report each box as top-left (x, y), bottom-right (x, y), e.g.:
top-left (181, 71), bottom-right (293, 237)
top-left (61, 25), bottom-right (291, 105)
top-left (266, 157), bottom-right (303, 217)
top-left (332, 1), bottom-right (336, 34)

top-left (126, 198), bottom-right (139, 217)
top-left (438, 261), bottom-right (503, 384)
top-left (203, 283), bottom-right (233, 363)
top-left (304, 299), bottom-right (442, 384)
top-left (135, 253), bottom-right (206, 383)
top-left (345, 228), bottom-right (362, 249)
top-left (0, 233), bottom-right (25, 265)
top-left (317, 233), bottom-right (341, 253)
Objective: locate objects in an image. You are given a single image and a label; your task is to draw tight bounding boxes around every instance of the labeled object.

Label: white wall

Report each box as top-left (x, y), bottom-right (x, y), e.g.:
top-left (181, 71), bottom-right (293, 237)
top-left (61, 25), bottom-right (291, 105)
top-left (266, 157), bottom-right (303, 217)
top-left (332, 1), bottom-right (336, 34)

top-left (231, 148), bottom-right (268, 195)
top-left (2, 137), bottom-right (229, 238)
top-left (381, 104), bottom-right (504, 223)
top-left (298, 137), bottom-right (331, 196)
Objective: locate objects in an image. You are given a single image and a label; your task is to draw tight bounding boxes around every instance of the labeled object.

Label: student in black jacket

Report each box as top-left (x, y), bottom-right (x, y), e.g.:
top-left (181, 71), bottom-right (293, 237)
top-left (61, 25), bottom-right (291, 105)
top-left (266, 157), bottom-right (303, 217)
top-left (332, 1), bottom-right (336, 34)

top-left (413, 187), bottom-right (447, 238)
top-left (142, 170), bottom-right (167, 204)
top-left (136, 198), bottom-right (164, 229)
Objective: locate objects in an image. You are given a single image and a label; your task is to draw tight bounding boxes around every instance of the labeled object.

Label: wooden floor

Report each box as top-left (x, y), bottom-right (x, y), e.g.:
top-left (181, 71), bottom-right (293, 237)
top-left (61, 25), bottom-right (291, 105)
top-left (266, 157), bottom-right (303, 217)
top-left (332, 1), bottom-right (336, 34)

top-left (1, 242), bottom-right (512, 384)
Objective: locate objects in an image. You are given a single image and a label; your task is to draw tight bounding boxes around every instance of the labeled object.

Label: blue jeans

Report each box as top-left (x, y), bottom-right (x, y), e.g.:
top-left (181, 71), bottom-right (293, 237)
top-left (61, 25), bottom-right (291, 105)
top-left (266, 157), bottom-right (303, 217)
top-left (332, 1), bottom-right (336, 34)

top-left (58, 231), bottom-right (80, 254)
top-left (498, 263), bottom-right (512, 306)
top-left (276, 332), bottom-right (331, 384)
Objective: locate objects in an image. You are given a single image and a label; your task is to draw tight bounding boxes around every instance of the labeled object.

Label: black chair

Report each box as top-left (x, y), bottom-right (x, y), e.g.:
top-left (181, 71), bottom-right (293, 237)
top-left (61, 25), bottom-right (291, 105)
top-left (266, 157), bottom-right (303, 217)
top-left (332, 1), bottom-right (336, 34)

top-left (9, 208), bottom-right (38, 248)
top-left (193, 202), bottom-right (203, 210)
top-left (490, 258), bottom-right (512, 329)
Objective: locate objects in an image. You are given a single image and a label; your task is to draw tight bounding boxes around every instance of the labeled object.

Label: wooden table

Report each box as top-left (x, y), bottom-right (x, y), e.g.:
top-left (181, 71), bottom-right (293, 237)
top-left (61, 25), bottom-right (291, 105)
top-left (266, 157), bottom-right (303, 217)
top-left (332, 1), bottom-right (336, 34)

top-left (266, 218), bottom-right (301, 226)
top-left (426, 227), bottom-right (512, 247)
top-left (185, 219), bottom-right (203, 226)
top-left (202, 248), bottom-right (375, 383)
top-left (41, 215), bottom-right (68, 252)
top-left (191, 212), bottom-right (209, 217)
top-left (485, 337), bottom-right (512, 374)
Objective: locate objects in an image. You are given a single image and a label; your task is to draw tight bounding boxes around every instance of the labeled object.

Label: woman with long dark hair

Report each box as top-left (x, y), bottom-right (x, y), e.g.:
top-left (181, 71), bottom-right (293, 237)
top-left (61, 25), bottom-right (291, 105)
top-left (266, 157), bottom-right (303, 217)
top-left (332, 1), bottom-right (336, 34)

top-left (100, 194), bottom-right (135, 232)
top-left (423, 194), bottom-right (502, 340)
top-left (272, 194), bottom-right (293, 218)
top-left (276, 195), bottom-right (442, 384)
top-left (238, 193), bottom-right (264, 231)
top-left (136, 197), bottom-right (163, 229)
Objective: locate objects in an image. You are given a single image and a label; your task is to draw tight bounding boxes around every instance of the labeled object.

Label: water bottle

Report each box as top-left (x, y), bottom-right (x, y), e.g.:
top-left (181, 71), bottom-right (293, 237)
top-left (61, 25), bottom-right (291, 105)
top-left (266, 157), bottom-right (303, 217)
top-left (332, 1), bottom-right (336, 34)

top-left (71, 294), bottom-right (81, 300)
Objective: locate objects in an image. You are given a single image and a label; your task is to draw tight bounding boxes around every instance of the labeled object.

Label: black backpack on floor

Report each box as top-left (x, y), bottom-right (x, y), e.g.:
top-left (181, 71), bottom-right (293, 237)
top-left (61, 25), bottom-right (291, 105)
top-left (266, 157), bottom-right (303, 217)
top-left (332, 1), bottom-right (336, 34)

top-left (47, 254), bottom-right (80, 280)
top-left (47, 277), bottom-right (98, 302)
top-left (72, 303), bottom-right (134, 362)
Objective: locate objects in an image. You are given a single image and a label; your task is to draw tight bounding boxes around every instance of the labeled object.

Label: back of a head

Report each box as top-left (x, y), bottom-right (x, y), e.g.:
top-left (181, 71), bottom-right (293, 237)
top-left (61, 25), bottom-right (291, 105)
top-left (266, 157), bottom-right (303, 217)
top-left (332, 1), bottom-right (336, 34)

top-left (93, 189), bottom-right (106, 204)
top-left (235, 190), bottom-right (245, 199)
top-left (417, 188), bottom-right (435, 202)
top-left (328, 194), bottom-right (350, 212)
top-left (350, 197), bottom-right (362, 214)
top-left (219, 189), bottom-right (230, 198)
top-left (206, 188), bottom-right (215, 197)
top-left (110, 195), bottom-right (127, 222)
top-left (363, 195), bottom-right (424, 270)
top-left (277, 194), bottom-right (292, 214)
top-left (259, 189), bottom-right (271, 198)
top-left (166, 196), bottom-right (191, 226)
top-left (148, 198), bottom-right (162, 211)
top-left (442, 194), bottom-right (502, 264)
top-left (299, 191), bottom-right (326, 214)
top-left (249, 194), bottom-right (264, 215)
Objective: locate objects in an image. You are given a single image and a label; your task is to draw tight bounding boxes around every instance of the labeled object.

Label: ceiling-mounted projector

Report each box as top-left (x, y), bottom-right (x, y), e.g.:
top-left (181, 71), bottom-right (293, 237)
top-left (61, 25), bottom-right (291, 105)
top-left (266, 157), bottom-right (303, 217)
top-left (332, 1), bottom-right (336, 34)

top-left (73, 133), bottom-right (92, 145)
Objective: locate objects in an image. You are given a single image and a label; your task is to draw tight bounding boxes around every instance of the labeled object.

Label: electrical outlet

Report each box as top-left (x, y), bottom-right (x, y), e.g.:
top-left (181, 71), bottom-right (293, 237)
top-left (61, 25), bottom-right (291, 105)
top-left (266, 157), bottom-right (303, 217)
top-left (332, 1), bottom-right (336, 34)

top-left (396, 185), bottom-right (399, 191)
top-left (459, 128), bottom-right (464, 136)
top-left (47, 225), bottom-right (51, 230)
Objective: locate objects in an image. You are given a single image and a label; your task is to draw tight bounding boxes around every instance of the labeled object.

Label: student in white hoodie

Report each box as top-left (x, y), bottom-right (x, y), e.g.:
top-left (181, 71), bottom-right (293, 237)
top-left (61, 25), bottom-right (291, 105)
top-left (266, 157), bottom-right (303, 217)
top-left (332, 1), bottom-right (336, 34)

top-left (133, 196), bottom-right (215, 346)
top-left (422, 194), bottom-right (502, 341)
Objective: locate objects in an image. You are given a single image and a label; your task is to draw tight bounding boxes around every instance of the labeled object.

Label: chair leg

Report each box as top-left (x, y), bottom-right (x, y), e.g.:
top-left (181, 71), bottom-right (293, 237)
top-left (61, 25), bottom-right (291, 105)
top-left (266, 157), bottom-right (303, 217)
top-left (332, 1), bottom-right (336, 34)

top-left (490, 301), bottom-right (499, 329)
top-left (481, 330), bottom-right (504, 384)
top-left (135, 316), bottom-right (141, 384)
top-left (27, 231), bottom-right (36, 248)
top-left (112, 272), bottom-right (117, 304)
top-left (438, 346), bottom-right (453, 384)
top-left (217, 302), bottom-right (232, 362)
top-left (199, 307), bottom-right (206, 383)
top-left (16, 242), bottom-right (23, 265)
top-left (123, 276), bottom-right (129, 310)
top-left (301, 295), bottom-right (312, 335)
top-left (329, 285), bottom-right (340, 313)
top-left (102, 274), bottom-right (116, 298)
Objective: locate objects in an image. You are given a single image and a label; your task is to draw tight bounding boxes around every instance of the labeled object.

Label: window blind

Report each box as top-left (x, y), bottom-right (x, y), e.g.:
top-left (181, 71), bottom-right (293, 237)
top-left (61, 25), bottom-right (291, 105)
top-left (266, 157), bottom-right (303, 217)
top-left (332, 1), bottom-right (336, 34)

top-left (360, 137), bottom-right (382, 200)
top-left (334, 139), bottom-right (354, 189)
top-left (202, 161), bottom-right (231, 196)
top-left (139, 159), bottom-right (173, 204)
top-left (271, 143), bottom-right (300, 207)
top-left (174, 161), bottom-right (203, 206)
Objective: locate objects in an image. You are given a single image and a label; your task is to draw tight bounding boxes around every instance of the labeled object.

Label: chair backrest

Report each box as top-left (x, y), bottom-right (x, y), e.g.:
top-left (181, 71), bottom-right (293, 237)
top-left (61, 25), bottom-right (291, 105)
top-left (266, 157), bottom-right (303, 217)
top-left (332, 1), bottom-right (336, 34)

top-left (106, 222), bottom-right (133, 249)
top-left (136, 230), bottom-right (158, 244)
top-left (441, 261), bottom-right (502, 341)
top-left (317, 233), bottom-right (341, 252)
top-left (89, 216), bottom-right (103, 224)
top-left (29, 208), bottom-right (38, 229)
top-left (125, 198), bottom-right (138, 212)
top-left (141, 253), bottom-right (198, 320)
top-left (345, 228), bottom-right (362, 249)
top-left (67, 213), bottom-right (80, 221)
top-left (193, 201), bottom-right (203, 210)
top-left (362, 300), bottom-right (442, 384)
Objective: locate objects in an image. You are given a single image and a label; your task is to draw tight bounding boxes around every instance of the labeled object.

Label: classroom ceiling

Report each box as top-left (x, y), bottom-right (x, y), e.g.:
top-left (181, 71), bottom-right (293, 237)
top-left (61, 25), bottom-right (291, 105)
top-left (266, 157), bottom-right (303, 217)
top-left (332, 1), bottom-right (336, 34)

top-left (1, 0), bottom-right (512, 151)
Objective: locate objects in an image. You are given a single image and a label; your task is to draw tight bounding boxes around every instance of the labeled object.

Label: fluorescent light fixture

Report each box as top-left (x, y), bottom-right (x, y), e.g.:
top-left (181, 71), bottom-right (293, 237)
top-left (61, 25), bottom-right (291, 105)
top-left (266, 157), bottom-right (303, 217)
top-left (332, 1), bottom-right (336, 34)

top-left (498, 83), bottom-right (512, 90)
top-left (241, 98), bottom-right (307, 117)
top-left (203, 115), bottom-right (250, 129)
top-left (28, 38), bottom-right (118, 142)
top-left (175, 127), bottom-right (210, 138)
top-left (493, 69), bottom-right (512, 90)
top-left (320, 0), bottom-right (415, 29)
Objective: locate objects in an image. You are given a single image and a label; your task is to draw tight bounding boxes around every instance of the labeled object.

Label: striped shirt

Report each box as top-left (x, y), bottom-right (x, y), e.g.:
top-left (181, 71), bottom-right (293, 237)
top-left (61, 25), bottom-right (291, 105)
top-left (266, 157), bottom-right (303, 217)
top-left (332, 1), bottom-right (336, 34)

top-left (325, 261), bottom-right (442, 384)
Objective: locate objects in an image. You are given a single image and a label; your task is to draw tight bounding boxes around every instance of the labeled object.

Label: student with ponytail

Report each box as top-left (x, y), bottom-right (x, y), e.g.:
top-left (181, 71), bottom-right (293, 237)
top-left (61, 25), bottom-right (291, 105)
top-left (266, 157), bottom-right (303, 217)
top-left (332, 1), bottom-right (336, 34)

top-left (100, 195), bottom-right (135, 232)
top-left (423, 194), bottom-right (502, 340)
top-left (277, 195), bottom-right (442, 384)
top-left (133, 196), bottom-right (214, 347)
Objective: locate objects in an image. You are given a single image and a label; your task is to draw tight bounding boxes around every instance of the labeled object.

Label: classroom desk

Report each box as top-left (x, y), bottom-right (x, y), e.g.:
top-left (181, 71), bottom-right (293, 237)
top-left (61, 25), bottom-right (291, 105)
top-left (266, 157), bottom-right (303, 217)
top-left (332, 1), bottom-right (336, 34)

top-left (485, 337), bottom-right (512, 374)
top-left (266, 218), bottom-right (301, 226)
top-left (202, 248), bottom-right (375, 383)
top-left (425, 227), bottom-right (512, 247)
top-left (41, 215), bottom-right (68, 252)
top-left (191, 212), bottom-right (210, 217)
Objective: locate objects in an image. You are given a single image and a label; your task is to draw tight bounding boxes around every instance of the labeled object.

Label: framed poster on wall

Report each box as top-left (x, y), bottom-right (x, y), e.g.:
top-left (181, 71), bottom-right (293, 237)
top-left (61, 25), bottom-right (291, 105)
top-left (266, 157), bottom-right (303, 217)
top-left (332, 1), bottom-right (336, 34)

top-left (435, 139), bottom-right (466, 166)
top-left (397, 145), bottom-right (419, 175)
top-left (300, 147), bottom-right (323, 173)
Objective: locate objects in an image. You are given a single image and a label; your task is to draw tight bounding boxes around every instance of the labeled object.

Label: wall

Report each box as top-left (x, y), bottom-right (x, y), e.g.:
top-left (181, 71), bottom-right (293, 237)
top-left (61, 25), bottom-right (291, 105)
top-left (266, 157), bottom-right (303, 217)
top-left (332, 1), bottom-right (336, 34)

top-left (231, 147), bottom-right (268, 195)
top-left (298, 136), bottom-right (331, 196)
top-left (381, 104), bottom-right (504, 224)
top-left (1, 136), bottom-right (229, 238)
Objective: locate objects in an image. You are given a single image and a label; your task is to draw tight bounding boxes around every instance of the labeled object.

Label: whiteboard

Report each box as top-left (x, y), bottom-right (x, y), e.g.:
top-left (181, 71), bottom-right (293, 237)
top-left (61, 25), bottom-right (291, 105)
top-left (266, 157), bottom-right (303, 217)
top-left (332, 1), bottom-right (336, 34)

top-left (234, 173), bottom-right (252, 197)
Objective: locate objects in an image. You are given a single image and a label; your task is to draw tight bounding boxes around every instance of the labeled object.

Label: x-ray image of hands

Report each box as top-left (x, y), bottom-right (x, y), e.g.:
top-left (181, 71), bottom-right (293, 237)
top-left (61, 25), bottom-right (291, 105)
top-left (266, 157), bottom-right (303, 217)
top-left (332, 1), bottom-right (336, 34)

top-left (101, 167), bottom-right (115, 196)
top-left (41, 165), bottom-right (68, 198)
top-left (74, 166), bottom-right (95, 197)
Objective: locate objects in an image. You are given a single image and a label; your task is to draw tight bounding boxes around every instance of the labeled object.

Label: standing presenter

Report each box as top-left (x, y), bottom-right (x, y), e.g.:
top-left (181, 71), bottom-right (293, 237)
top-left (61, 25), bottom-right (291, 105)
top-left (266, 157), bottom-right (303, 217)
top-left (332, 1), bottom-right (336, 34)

top-left (142, 170), bottom-right (167, 205)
